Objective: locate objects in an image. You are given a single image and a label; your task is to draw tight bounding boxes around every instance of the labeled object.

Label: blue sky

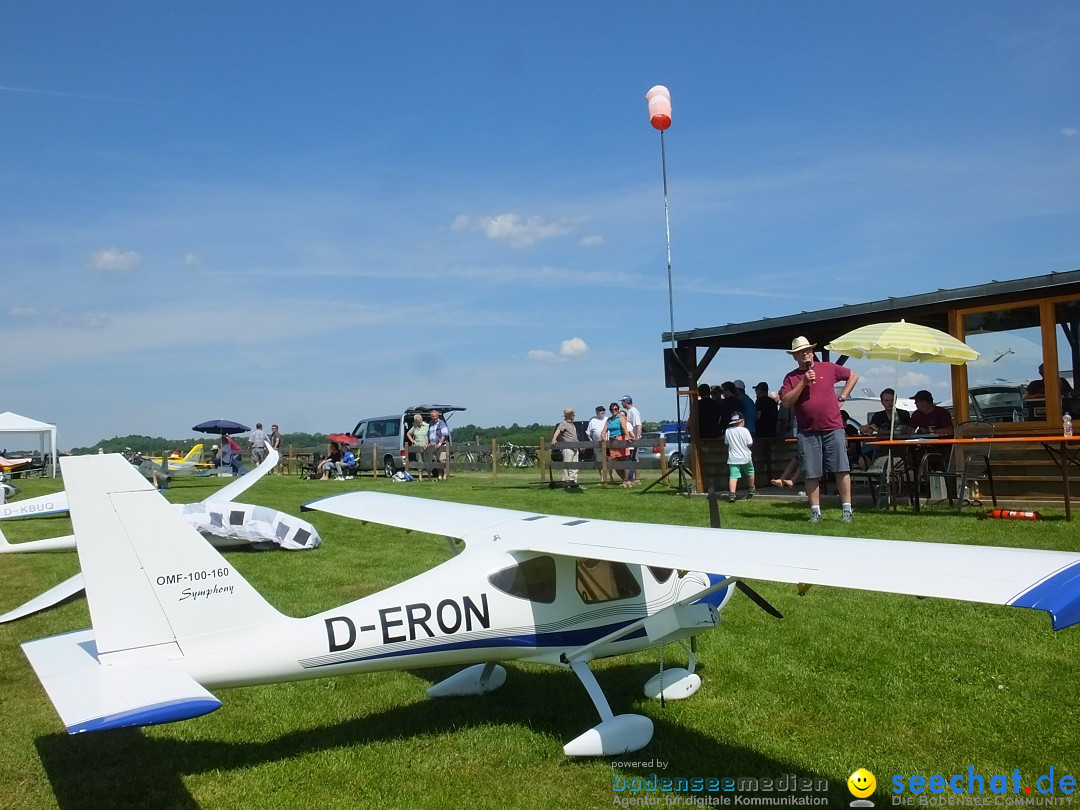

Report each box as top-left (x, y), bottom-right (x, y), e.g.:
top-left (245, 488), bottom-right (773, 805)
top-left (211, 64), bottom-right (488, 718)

top-left (2, 3), bottom-right (1078, 449)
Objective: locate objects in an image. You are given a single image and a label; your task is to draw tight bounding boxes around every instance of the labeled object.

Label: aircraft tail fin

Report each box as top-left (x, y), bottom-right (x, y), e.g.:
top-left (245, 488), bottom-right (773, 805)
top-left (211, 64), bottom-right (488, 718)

top-left (61, 454), bottom-right (282, 658)
top-left (182, 444), bottom-right (203, 464)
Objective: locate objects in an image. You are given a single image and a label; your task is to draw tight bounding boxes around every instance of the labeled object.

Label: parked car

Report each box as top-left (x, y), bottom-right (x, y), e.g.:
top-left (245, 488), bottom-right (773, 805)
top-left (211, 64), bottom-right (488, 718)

top-left (349, 405), bottom-right (466, 476)
top-left (967, 384), bottom-right (1027, 423)
top-left (639, 429), bottom-right (688, 468)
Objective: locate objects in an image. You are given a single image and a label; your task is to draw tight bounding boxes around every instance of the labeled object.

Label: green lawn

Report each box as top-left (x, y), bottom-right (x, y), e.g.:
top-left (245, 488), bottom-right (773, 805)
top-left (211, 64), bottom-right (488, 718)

top-left (1, 470), bottom-right (1077, 809)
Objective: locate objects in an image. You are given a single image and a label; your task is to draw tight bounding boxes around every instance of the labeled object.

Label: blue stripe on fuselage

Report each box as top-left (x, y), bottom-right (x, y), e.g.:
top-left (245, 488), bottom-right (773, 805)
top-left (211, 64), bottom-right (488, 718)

top-left (303, 619), bottom-right (650, 669)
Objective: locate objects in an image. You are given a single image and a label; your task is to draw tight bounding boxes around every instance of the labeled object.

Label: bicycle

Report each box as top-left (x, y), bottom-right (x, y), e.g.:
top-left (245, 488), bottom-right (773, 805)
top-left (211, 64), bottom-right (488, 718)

top-left (499, 443), bottom-right (539, 468)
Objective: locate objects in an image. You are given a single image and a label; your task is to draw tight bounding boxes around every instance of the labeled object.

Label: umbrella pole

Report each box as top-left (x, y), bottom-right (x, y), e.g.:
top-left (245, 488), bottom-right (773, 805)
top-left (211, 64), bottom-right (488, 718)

top-left (886, 349), bottom-right (900, 508)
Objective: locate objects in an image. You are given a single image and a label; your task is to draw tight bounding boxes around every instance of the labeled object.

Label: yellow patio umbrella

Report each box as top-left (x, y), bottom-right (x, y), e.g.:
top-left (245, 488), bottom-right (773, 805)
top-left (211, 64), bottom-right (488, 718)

top-left (827, 320), bottom-right (979, 504)
top-left (827, 319), bottom-right (979, 438)
top-left (826, 319), bottom-right (979, 364)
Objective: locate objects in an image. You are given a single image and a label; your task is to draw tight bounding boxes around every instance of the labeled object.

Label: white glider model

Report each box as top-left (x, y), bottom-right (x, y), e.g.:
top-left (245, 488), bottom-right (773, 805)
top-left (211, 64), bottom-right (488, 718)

top-left (21, 454), bottom-right (1080, 756)
top-left (0, 443), bottom-right (319, 623)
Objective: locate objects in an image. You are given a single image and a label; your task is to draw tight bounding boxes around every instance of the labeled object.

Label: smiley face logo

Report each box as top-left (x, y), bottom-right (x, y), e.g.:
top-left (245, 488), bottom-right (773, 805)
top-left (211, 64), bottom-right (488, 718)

top-left (848, 768), bottom-right (876, 799)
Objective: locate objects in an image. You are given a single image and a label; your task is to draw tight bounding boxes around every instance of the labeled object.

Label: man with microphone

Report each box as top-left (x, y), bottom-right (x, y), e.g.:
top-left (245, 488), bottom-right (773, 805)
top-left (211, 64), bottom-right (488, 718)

top-left (779, 335), bottom-right (860, 525)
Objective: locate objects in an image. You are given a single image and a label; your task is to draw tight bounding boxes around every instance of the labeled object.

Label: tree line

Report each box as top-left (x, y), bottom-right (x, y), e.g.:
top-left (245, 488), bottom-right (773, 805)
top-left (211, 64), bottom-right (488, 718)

top-left (71, 418), bottom-right (668, 457)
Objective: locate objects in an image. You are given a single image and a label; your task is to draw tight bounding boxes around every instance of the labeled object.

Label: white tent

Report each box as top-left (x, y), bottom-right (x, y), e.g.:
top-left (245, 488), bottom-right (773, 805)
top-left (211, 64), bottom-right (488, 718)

top-left (0, 411), bottom-right (57, 477)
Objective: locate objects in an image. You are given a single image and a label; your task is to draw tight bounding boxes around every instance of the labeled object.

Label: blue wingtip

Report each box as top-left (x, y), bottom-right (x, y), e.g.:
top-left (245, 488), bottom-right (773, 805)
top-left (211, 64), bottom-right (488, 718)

top-left (68, 697), bottom-right (222, 734)
top-left (1009, 562), bottom-right (1080, 631)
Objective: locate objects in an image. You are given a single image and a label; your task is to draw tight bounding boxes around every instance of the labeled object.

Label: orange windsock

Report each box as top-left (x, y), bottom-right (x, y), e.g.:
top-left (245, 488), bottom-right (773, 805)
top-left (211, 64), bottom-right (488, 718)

top-left (646, 85), bottom-right (672, 131)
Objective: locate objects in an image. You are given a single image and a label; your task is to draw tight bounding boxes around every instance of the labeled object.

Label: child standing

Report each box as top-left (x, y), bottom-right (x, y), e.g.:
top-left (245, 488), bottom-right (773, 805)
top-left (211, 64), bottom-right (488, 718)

top-left (724, 412), bottom-right (755, 502)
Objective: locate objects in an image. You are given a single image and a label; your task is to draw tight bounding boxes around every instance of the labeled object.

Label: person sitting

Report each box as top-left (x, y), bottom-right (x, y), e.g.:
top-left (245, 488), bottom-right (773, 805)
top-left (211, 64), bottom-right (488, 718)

top-left (771, 457), bottom-right (801, 489)
top-left (337, 446), bottom-right (357, 479)
top-left (317, 442), bottom-right (342, 480)
top-left (908, 390), bottom-right (953, 437)
top-left (1025, 363), bottom-right (1073, 400)
top-left (861, 388), bottom-right (911, 437)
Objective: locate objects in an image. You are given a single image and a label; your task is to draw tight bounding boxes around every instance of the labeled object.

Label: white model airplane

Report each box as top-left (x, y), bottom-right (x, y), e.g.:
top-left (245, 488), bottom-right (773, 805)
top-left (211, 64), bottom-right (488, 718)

top-left (20, 454), bottom-right (1080, 756)
top-left (0, 443), bottom-right (320, 623)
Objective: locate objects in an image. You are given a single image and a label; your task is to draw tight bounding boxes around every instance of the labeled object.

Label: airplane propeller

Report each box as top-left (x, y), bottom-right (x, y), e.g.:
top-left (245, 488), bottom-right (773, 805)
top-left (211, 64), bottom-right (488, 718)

top-left (707, 484), bottom-right (784, 620)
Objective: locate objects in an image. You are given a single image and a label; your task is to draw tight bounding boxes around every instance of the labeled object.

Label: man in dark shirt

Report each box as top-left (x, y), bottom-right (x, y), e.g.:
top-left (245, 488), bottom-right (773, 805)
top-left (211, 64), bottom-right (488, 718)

top-left (1025, 363), bottom-right (1073, 400)
top-left (754, 382), bottom-right (778, 438)
top-left (864, 388), bottom-right (911, 437)
top-left (717, 382), bottom-right (740, 437)
top-left (695, 384), bottom-right (723, 439)
top-left (908, 390), bottom-right (953, 437)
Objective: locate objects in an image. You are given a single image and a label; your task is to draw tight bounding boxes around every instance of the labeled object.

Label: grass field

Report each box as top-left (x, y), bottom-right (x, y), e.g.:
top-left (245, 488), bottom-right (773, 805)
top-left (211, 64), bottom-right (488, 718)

top-left (1, 469), bottom-right (1078, 809)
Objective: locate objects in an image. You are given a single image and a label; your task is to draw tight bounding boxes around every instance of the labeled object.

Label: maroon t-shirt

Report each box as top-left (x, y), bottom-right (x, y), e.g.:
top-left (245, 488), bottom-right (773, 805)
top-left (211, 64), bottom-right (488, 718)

top-left (909, 405), bottom-right (953, 434)
top-left (779, 361), bottom-right (851, 432)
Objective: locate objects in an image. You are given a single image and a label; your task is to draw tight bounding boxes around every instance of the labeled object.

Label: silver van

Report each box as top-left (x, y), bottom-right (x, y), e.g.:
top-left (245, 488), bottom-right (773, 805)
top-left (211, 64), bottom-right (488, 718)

top-left (349, 405), bottom-right (465, 476)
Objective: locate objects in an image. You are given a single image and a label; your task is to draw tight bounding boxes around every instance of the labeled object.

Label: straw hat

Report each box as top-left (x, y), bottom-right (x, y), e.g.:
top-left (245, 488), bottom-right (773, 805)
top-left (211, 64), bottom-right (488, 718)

top-left (787, 336), bottom-right (817, 354)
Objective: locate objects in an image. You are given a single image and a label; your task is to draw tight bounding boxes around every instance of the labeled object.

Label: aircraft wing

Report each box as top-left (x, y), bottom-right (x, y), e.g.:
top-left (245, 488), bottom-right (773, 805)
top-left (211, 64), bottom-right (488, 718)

top-left (302, 491), bottom-right (539, 538)
top-left (0, 573), bottom-right (83, 623)
top-left (0, 490), bottom-right (69, 521)
top-left (0, 525), bottom-right (75, 553)
top-left (211, 441), bottom-right (279, 503)
top-left (304, 492), bottom-right (1080, 630)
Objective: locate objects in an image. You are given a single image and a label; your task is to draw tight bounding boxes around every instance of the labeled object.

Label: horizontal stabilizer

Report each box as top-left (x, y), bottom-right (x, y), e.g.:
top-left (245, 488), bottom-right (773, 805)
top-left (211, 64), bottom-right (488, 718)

top-left (22, 629), bottom-right (220, 734)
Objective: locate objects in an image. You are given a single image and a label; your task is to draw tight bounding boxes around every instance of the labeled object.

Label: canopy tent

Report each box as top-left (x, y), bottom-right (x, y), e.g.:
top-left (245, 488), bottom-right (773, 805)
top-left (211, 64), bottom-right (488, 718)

top-left (0, 412), bottom-right (57, 477)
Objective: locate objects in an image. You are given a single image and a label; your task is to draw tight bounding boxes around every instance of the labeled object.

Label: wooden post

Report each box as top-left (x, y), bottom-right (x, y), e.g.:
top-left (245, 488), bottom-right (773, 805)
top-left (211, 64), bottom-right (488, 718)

top-left (491, 439), bottom-right (498, 483)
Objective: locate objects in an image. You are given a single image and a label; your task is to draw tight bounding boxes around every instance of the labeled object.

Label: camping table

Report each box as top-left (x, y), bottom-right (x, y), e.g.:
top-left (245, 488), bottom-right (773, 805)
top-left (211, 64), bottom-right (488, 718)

top-left (867, 436), bottom-right (1080, 521)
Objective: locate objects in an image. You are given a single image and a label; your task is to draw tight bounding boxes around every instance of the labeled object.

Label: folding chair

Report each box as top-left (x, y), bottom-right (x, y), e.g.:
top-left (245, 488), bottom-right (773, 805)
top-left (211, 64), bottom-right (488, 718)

top-left (851, 452), bottom-right (911, 509)
top-left (918, 420), bottom-right (998, 510)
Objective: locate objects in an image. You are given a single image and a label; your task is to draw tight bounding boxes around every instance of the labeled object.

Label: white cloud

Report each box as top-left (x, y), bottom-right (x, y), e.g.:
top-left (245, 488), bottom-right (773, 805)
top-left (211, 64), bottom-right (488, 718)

top-left (8, 306), bottom-right (37, 317)
top-left (184, 253), bottom-right (202, 266)
top-left (1062, 127), bottom-right (1078, 138)
top-left (528, 337), bottom-right (589, 362)
top-left (89, 247), bottom-right (141, 273)
top-left (580, 234), bottom-right (604, 246)
top-left (453, 213), bottom-right (581, 247)
top-left (560, 337), bottom-right (588, 357)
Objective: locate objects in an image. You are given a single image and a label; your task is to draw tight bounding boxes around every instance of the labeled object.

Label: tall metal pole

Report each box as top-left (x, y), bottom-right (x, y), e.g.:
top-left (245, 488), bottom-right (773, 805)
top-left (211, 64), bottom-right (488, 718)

top-left (660, 129), bottom-right (691, 495)
top-left (662, 129), bottom-right (675, 352)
